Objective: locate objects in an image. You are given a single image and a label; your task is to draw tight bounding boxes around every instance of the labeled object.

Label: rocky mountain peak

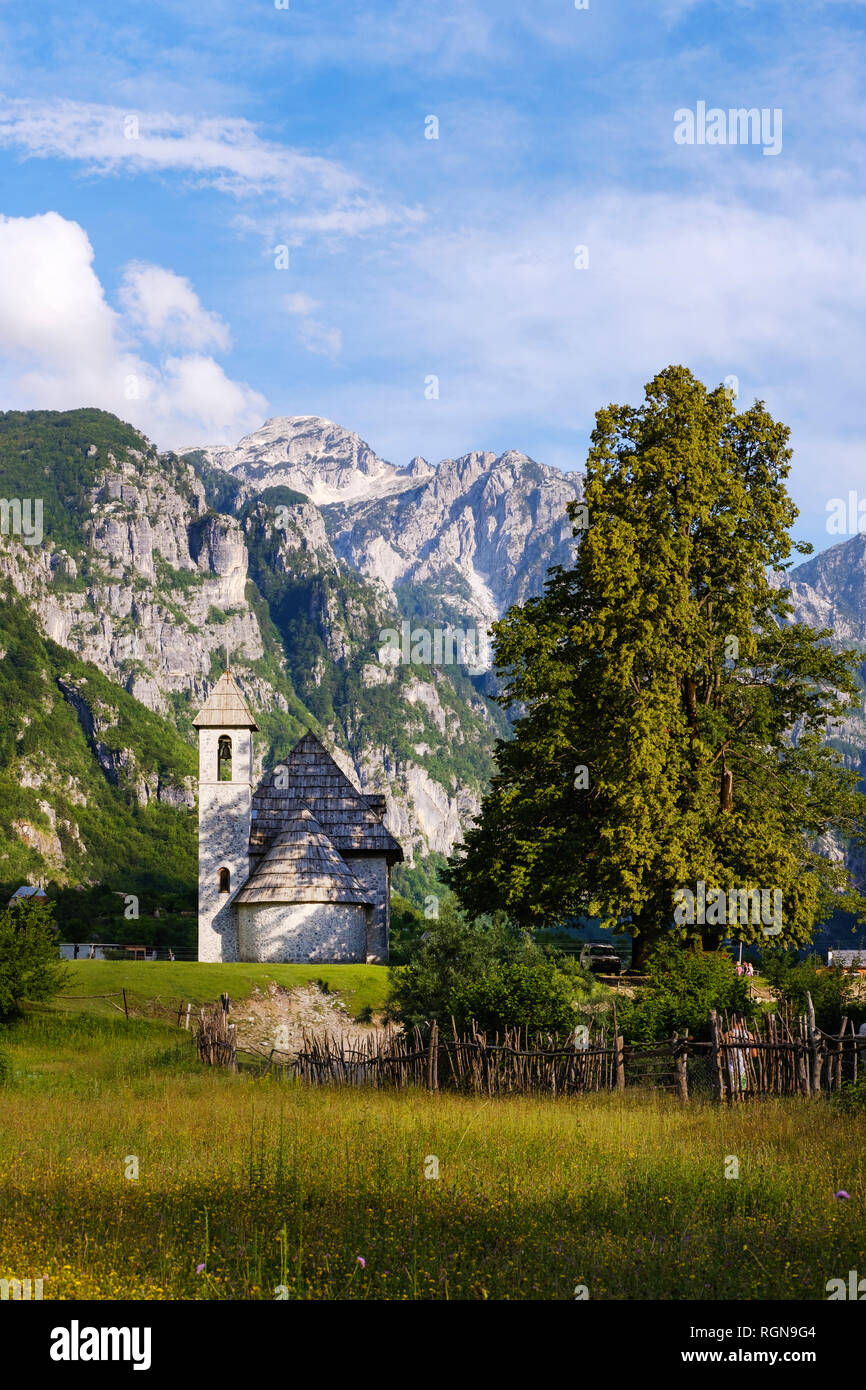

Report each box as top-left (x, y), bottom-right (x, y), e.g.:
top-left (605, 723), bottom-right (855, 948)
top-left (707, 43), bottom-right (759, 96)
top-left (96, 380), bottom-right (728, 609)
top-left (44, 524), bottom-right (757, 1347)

top-left (187, 415), bottom-right (428, 507)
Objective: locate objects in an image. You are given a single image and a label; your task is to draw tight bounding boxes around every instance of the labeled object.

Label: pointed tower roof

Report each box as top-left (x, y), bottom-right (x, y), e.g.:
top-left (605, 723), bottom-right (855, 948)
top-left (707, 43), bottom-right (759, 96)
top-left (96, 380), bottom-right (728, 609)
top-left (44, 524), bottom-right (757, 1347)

top-left (234, 803), bottom-right (373, 905)
top-left (192, 671), bottom-right (258, 730)
top-left (250, 731), bottom-right (403, 863)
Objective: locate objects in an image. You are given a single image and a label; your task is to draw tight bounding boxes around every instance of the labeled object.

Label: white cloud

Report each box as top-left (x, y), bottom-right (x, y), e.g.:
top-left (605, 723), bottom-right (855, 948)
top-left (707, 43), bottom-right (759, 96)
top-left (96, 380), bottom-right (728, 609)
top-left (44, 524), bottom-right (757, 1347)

top-left (0, 98), bottom-right (410, 243)
top-left (304, 185), bottom-right (866, 550)
top-left (283, 292), bottom-right (320, 315)
top-left (0, 211), bottom-right (266, 445)
top-left (148, 355), bottom-right (266, 441)
top-left (282, 292), bottom-right (340, 359)
top-left (298, 319), bottom-right (342, 359)
top-left (118, 262), bottom-right (230, 351)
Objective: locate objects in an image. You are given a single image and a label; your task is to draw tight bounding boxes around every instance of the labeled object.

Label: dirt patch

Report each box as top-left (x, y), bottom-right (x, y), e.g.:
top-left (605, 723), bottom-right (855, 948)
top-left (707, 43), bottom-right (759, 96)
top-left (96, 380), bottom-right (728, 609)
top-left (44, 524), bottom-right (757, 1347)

top-left (227, 981), bottom-right (387, 1058)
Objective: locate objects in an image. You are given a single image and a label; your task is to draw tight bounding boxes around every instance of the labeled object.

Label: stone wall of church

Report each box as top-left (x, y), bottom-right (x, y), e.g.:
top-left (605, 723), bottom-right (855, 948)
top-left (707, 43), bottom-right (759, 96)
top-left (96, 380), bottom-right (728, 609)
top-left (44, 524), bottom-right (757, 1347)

top-left (343, 854), bottom-right (389, 962)
top-left (237, 900), bottom-right (369, 963)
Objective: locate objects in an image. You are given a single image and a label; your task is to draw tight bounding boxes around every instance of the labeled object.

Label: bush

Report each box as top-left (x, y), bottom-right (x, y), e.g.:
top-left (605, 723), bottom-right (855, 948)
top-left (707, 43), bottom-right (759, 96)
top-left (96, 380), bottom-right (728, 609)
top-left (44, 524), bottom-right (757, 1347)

top-left (761, 951), bottom-right (860, 1033)
top-left (0, 900), bottom-right (67, 1021)
top-left (832, 1075), bottom-right (866, 1115)
top-left (617, 941), bottom-right (754, 1043)
top-left (388, 894), bottom-right (429, 965)
top-left (448, 958), bottom-right (578, 1034)
top-left (387, 900), bottom-right (597, 1032)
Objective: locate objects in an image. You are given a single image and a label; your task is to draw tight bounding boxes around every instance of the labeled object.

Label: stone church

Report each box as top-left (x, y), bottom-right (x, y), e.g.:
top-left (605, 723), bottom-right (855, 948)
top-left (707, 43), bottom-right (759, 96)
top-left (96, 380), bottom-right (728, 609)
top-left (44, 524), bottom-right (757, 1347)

top-left (194, 671), bottom-right (403, 964)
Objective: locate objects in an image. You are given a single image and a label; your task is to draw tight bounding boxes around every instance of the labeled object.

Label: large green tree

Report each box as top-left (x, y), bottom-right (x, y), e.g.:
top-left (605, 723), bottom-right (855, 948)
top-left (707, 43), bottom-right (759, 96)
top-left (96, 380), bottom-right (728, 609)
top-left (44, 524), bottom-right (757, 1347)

top-left (449, 366), bottom-right (866, 967)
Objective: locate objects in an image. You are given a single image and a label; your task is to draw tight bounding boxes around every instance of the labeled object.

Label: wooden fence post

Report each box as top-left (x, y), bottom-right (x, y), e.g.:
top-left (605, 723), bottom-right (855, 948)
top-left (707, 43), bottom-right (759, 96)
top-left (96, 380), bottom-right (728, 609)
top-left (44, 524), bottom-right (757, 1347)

top-left (675, 1030), bottom-right (689, 1101)
top-left (122, 987), bottom-right (129, 1021)
top-left (710, 1010), bottom-right (725, 1102)
top-left (796, 1016), bottom-right (811, 1096)
top-left (427, 1020), bottom-right (438, 1093)
top-left (836, 1016), bottom-right (848, 1093)
top-left (615, 1034), bottom-right (625, 1092)
top-left (805, 991), bottom-right (822, 1094)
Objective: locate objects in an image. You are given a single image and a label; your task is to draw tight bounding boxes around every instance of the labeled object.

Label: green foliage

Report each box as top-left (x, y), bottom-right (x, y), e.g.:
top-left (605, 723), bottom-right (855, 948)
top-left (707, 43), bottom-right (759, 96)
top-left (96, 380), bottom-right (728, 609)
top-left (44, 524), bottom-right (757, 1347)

top-left (616, 941), bottom-right (754, 1043)
top-left (182, 453), bottom-right (245, 514)
top-left (450, 366), bottom-right (866, 966)
top-left (760, 951), bottom-right (862, 1032)
top-left (388, 893), bottom-right (428, 965)
top-left (0, 408), bottom-right (148, 554)
top-left (832, 1075), bottom-right (866, 1114)
top-left (0, 901), bottom-right (67, 1020)
top-left (387, 900), bottom-right (593, 1031)
top-left (448, 958), bottom-right (579, 1033)
top-left (391, 854), bottom-right (451, 913)
top-left (0, 588), bottom-right (196, 904)
top-left (49, 883), bottom-right (196, 954)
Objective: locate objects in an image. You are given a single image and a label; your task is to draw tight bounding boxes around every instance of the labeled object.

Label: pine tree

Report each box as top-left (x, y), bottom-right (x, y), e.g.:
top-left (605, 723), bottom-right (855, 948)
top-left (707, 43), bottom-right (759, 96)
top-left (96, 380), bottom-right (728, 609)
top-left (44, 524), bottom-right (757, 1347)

top-left (449, 367), bottom-right (866, 967)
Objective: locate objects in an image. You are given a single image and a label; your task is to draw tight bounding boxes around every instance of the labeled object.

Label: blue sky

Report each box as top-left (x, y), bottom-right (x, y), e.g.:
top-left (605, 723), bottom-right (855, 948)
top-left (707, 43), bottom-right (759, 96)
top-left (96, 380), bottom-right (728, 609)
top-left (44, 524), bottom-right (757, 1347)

top-left (0, 0), bottom-right (865, 555)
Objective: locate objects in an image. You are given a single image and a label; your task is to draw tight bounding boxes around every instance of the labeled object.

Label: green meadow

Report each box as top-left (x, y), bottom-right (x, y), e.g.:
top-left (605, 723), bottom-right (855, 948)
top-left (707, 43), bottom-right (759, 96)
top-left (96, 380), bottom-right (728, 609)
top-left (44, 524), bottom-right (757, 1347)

top-left (55, 960), bottom-right (390, 1021)
top-left (0, 1001), bottom-right (864, 1300)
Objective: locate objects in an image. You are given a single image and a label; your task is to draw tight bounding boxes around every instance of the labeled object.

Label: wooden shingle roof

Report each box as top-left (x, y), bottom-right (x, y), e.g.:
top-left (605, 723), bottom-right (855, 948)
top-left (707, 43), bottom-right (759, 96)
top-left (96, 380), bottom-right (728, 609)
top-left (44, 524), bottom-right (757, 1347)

top-left (192, 672), bottom-right (258, 730)
top-left (250, 732), bottom-right (403, 864)
top-left (234, 804), bottom-right (373, 906)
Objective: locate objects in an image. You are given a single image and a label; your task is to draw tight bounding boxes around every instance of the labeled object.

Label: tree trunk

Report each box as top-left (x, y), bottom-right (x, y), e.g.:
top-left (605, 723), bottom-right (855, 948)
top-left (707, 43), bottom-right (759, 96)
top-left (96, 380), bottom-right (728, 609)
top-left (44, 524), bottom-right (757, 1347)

top-left (719, 764), bottom-right (733, 813)
top-left (630, 925), bottom-right (664, 972)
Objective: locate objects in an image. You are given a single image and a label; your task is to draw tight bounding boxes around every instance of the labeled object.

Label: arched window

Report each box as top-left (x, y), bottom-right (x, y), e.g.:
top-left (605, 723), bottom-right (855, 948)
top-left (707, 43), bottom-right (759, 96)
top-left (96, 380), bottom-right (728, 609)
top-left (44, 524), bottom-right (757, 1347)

top-left (218, 735), bottom-right (232, 782)
top-left (218, 867), bottom-right (231, 894)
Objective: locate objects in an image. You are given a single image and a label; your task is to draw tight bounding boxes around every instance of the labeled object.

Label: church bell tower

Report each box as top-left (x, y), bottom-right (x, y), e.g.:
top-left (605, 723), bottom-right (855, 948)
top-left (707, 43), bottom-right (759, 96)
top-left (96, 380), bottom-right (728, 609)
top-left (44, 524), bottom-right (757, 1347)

top-left (192, 670), bottom-right (258, 962)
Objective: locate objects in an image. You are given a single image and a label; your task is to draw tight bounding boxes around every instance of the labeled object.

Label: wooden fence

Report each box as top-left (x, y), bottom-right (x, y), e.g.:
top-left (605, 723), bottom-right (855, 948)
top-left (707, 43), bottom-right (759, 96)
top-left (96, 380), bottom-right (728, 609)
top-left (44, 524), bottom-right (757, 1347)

top-left (194, 993), bottom-right (237, 1070)
top-left (64, 986), bottom-right (862, 1102)
top-left (265, 1005), bottom-right (864, 1102)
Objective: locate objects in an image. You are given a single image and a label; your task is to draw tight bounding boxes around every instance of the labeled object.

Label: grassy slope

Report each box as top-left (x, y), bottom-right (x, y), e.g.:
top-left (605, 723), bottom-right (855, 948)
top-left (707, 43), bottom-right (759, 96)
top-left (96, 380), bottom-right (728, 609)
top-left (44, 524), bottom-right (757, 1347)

top-left (56, 960), bottom-right (390, 1019)
top-left (0, 1006), bottom-right (864, 1300)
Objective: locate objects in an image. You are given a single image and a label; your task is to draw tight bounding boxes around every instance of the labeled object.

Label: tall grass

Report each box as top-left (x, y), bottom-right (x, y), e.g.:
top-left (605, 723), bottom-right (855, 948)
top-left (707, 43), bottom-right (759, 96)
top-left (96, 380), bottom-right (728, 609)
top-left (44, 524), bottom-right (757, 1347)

top-left (0, 1010), bottom-right (863, 1300)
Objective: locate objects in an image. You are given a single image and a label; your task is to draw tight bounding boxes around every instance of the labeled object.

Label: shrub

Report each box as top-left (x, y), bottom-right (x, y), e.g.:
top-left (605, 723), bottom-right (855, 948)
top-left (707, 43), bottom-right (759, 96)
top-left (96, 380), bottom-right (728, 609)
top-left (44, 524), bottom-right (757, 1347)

top-left (448, 958), bottom-right (578, 1034)
top-left (617, 941), bottom-right (753, 1043)
top-left (760, 951), bottom-right (860, 1033)
top-left (388, 894), bottom-right (429, 965)
top-left (832, 1075), bottom-right (866, 1115)
top-left (387, 901), bottom-right (596, 1032)
top-left (0, 900), bottom-right (67, 1021)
